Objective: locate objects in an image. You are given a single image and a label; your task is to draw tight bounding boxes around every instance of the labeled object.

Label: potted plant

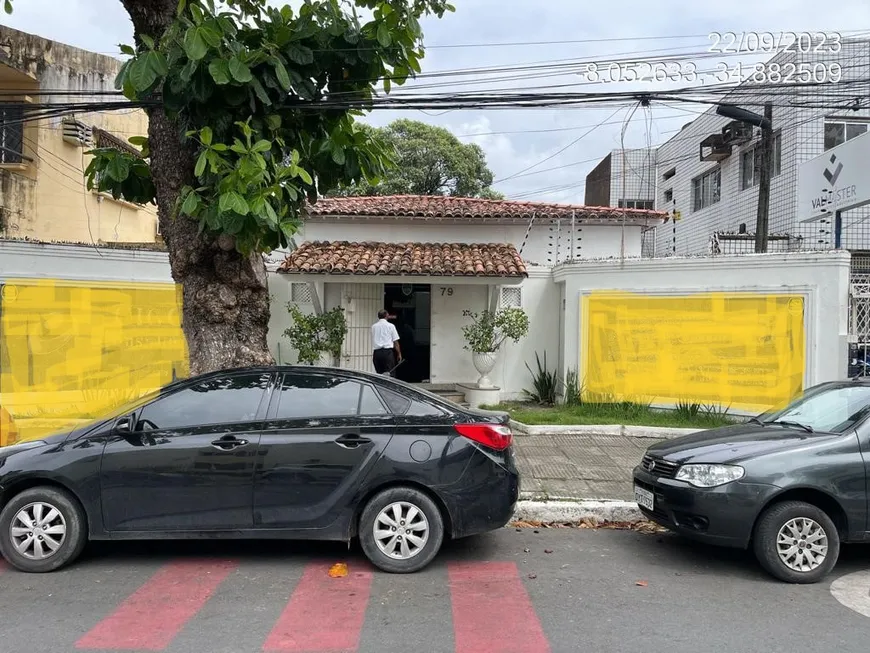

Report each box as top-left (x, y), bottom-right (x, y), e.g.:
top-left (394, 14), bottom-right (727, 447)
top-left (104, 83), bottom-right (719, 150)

top-left (283, 305), bottom-right (347, 366)
top-left (461, 307), bottom-right (530, 388)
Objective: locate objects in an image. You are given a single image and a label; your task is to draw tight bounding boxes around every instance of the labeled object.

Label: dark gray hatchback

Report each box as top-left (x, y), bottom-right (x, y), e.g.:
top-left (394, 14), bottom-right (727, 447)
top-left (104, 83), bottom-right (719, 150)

top-left (634, 379), bottom-right (870, 584)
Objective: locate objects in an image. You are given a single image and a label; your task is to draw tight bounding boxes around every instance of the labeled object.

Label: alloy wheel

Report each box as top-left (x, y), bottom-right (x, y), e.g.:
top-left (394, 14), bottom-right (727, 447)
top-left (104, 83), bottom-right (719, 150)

top-left (373, 501), bottom-right (430, 560)
top-left (10, 502), bottom-right (67, 561)
top-left (776, 517), bottom-right (828, 572)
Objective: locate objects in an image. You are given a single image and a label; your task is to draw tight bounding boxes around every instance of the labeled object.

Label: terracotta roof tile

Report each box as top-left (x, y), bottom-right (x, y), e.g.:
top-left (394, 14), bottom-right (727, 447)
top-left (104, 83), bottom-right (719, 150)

top-left (279, 241), bottom-right (527, 277)
top-left (304, 195), bottom-right (665, 223)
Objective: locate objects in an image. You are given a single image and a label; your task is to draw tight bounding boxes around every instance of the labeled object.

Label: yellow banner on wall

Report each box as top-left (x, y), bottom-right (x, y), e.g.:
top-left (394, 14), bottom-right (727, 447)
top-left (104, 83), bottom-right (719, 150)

top-left (0, 279), bottom-right (188, 443)
top-left (581, 291), bottom-right (805, 410)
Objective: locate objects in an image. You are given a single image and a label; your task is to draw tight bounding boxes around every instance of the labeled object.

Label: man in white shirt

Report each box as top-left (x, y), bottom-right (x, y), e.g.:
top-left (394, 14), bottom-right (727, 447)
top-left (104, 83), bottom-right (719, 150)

top-left (371, 310), bottom-right (402, 375)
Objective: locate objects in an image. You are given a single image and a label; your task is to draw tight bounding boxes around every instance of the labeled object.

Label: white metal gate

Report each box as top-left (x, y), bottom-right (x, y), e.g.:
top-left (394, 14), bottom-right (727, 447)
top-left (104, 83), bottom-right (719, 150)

top-left (340, 283), bottom-right (384, 372)
top-left (848, 271), bottom-right (870, 374)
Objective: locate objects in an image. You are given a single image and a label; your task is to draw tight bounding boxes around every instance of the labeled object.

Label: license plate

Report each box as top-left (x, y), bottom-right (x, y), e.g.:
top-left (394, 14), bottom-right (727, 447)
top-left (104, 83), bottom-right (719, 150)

top-left (634, 485), bottom-right (654, 511)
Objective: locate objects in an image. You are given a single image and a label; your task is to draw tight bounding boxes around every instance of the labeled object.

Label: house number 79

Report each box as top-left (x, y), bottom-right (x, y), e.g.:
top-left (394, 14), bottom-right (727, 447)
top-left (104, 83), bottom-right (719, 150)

top-left (440, 287), bottom-right (454, 296)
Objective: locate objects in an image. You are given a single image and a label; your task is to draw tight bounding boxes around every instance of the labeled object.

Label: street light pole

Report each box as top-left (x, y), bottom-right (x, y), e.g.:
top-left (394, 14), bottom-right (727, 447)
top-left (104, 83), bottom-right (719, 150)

top-left (754, 102), bottom-right (774, 253)
top-left (715, 102), bottom-right (774, 253)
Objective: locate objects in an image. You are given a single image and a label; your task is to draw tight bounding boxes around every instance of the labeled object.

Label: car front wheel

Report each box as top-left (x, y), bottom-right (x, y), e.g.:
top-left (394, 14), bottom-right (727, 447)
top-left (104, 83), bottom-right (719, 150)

top-left (753, 500), bottom-right (840, 584)
top-left (358, 487), bottom-right (445, 573)
top-left (0, 487), bottom-right (88, 573)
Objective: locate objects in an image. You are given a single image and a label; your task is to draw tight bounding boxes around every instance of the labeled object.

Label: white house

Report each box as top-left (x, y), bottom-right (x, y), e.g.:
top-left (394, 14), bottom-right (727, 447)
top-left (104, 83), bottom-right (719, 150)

top-left (268, 194), bottom-right (664, 403)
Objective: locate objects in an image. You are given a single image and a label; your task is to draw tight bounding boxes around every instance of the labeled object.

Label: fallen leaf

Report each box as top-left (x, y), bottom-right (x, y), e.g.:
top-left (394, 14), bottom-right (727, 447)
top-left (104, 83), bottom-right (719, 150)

top-left (524, 547), bottom-right (530, 553)
top-left (635, 580), bottom-right (648, 587)
top-left (544, 549), bottom-right (554, 554)
top-left (528, 573), bottom-right (537, 579)
top-left (328, 563), bottom-right (348, 578)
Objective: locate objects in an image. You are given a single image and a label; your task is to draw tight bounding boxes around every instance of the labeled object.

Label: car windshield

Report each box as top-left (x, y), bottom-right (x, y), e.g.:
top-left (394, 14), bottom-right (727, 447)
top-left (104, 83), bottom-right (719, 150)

top-left (760, 383), bottom-right (870, 433)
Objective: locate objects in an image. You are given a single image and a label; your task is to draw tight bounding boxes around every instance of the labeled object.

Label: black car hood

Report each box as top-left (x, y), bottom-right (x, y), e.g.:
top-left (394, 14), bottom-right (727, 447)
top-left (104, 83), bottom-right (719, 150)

top-left (646, 423), bottom-right (841, 464)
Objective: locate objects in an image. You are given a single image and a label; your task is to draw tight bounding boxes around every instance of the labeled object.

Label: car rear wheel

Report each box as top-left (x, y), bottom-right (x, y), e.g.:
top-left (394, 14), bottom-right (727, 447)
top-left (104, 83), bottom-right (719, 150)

top-left (0, 487), bottom-right (88, 573)
top-left (753, 500), bottom-right (840, 584)
top-left (358, 487), bottom-right (444, 573)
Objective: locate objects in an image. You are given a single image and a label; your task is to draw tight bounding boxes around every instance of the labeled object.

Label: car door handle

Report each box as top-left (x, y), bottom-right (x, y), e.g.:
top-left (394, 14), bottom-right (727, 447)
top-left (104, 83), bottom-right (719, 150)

top-left (211, 437), bottom-right (249, 450)
top-left (334, 433), bottom-right (372, 449)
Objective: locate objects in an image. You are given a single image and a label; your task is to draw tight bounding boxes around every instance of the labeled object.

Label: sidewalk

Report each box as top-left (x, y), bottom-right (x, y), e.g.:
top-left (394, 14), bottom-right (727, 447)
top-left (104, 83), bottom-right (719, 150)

top-left (514, 433), bottom-right (665, 501)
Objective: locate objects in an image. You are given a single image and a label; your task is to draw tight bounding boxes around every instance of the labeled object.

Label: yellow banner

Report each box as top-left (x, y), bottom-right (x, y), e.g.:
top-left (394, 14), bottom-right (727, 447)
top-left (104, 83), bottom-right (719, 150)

top-left (0, 279), bottom-right (188, 443)
top-left (581, 291), bottom-right (805, 410)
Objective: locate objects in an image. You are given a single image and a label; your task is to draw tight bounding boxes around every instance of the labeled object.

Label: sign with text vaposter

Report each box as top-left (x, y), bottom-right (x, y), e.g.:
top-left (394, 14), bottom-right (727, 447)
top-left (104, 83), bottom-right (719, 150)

top-left (581, 292), bottom-right (805, 411)
top-left (798, 130), bottom-right (870, 221)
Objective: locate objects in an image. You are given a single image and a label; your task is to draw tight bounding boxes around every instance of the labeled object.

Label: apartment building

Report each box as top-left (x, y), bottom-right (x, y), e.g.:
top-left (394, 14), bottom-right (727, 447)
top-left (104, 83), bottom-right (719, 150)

top-left (0, 25), bottom-right (157, 244)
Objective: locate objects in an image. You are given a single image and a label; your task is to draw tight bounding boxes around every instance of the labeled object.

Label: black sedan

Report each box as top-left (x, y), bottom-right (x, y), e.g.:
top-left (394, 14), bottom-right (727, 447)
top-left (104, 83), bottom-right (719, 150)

top-left (634, 378), bottom-right (870, 584)
top-left (0, 366), bottom-right (519, 574)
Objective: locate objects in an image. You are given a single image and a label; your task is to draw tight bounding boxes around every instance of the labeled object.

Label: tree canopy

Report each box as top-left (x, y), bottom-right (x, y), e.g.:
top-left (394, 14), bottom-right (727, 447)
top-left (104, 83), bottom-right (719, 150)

top-left (330, 118), bottom-right (502, 198)
top-left (3, 0), bottom-right (453, 375)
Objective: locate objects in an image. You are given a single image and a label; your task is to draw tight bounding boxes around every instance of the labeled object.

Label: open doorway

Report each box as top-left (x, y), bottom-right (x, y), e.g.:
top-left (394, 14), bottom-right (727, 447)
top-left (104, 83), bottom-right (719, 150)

top-left (384, 283), bottom-right (431, 383)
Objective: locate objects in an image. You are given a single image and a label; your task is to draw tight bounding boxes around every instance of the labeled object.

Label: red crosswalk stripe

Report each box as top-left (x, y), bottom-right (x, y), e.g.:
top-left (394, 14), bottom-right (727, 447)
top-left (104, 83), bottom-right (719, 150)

top-left (263, 562), bottom-right (373, 652)
top-left (449, 561), bottom-right (551, 653)
top-left (75, 559), bottom-right (237, 651)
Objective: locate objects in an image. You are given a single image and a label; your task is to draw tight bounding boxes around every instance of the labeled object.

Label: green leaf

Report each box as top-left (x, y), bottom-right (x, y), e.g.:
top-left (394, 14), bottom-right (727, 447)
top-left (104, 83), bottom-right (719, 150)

top-left (383, 75), bottom-right (391, 94)
top-left (229, 57), bottom-right (253, 83)
top-left (140, 34), bottom-right (155, 50)
top-left (211, 143), bottom-right (228, 152)
top-left (279, 221), bottom-right (297, 240)
top-left (200, 126), bottom-right (213, 146)
top-left (208, 59), bottom-right (231, 84)
top-left (3, 0), bottom-right (12, 15)
top-left (286, 44), bottom-right (314, 65)
top-left (180, 59), bottom-right (198, 83)
top-left (194, 150), bottom-right (208, 177)
top-left (176, 0), bottom-right (186, 16)
top-left (331, 146), bottom-right (345, 166)
top-left (144, 50), bottom-right (168, 76)
top-left (273, 59), bottom-right (292, 91)
top-left (250, 77), bottom-right (271, 105)
top-left (376, 23), bottom-right (392, 47)
top-left (297, 168), bottom-right (313, 185)
top-left (119, 44), bottom-right (136, 56)
top-left (183, 26), bottom-right (208, 60)
top-left (219, 191), bottom-right (249, 215)
top-left (128, 136), bottom-right (148, 147)
top-left (265, 114), bottom-right (282, 131)
top-left (128, 58), bottom-right (158, 91)
top-left (251, 139), bottom-right (271, 153)
top-left (200, 25), bottom-right (222, 48)
top-left (106, 155), bottom-right (131, 182)
top-left (407, 54), bottom-right (422, 74)
top-left (264, 201), bottom-right (279, 225)
top-left (180, 189), bottom-right (199, 215)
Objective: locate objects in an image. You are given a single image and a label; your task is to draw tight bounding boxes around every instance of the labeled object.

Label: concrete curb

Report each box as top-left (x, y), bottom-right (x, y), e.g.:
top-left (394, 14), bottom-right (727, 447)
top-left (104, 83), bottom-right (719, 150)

top-left (512, 499), bottom-right (643, 524)
top-left (510, 419), bottom-right (697, 439)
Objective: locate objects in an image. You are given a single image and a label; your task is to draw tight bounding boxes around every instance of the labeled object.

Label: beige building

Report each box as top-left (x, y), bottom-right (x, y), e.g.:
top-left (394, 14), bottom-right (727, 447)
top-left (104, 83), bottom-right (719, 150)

top-left (0, 25), bottom-right (157, 244)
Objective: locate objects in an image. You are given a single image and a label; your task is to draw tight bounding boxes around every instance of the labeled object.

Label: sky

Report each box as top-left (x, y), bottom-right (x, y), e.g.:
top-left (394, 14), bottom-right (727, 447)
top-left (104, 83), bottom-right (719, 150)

top-left (3, 0), bottom-right (870, 204)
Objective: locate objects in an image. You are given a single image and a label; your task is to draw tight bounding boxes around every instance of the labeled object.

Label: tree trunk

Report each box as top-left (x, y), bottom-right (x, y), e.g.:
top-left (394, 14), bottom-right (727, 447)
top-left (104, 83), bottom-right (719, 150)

top-left (121, 0), bottom-right (275, 377)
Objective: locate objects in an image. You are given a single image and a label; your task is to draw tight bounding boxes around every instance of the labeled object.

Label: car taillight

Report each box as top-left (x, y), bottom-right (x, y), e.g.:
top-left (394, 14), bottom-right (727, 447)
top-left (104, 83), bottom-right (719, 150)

top-left (454, 423), bottom-right (513, 451)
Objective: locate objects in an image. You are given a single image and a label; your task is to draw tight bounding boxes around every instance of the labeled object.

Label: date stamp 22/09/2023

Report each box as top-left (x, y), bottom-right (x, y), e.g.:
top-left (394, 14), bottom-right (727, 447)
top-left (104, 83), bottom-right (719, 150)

top-left (708, 31), bottom-right (843, 54)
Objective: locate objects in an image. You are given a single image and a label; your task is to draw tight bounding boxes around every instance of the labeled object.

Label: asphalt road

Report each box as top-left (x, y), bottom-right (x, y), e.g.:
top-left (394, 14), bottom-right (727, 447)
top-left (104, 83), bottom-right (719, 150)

top-left (3, 528), bottom-right (870, 653)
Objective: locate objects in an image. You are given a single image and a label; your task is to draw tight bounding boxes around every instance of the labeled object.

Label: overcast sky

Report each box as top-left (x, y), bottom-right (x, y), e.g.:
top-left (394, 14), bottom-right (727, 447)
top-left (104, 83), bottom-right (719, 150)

top-left (3, 0), bottom-right (869, 203)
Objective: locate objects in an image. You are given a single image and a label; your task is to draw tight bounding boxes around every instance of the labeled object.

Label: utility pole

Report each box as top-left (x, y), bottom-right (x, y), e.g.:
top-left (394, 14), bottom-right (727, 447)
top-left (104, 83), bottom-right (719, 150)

top-left (754, 102), bottom-right (774, 253)
top-left (715, 102), bottom-right (775, 253)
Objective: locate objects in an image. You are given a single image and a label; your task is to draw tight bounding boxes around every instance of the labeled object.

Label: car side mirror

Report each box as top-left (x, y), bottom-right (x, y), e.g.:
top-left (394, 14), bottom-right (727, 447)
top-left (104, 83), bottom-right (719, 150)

top-left (115, 416), bottom-right (134, 434)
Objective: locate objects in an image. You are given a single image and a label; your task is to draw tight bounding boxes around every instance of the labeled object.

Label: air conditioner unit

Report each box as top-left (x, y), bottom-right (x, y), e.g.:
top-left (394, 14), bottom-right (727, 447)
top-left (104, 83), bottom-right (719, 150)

top-left (699, 133), bottom-right (732, 162)
top-left (61, 117), bottom-right (93, 147)
top-left (720, 120), bottom-right (754, 146)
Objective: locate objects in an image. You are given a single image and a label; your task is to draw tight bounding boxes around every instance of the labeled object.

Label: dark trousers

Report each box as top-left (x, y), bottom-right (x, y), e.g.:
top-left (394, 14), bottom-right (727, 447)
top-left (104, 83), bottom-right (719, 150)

top-left (373, 348), bottom-right (396, 374)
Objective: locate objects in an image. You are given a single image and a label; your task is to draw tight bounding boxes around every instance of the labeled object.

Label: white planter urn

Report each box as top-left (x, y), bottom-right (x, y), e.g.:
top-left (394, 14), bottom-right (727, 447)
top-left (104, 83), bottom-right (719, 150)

top-left (471, 351), bottom-right (498, 388)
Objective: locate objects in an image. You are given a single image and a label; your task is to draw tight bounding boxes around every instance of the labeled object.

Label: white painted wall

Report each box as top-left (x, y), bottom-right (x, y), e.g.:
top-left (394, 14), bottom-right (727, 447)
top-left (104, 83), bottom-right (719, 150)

top-left (554, 250), bottom-right (851, 408)
top-left (0, 241), bottom-right (172, 283)
top-left (430, 283), bottom-right (487, 385)
top-left (297, 220), bottom-right (646, 263)
top-left (493, 271), bottom-right (561, 401)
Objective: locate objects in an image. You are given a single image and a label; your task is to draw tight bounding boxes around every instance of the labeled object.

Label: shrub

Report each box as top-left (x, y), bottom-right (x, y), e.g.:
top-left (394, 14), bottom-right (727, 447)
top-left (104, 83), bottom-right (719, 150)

top-left (461, 307), bottom-right (529, 353)
top-left (523, 351), bottom-right (559, 405)
top-left (283, 305), bottom-right (347, 365)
